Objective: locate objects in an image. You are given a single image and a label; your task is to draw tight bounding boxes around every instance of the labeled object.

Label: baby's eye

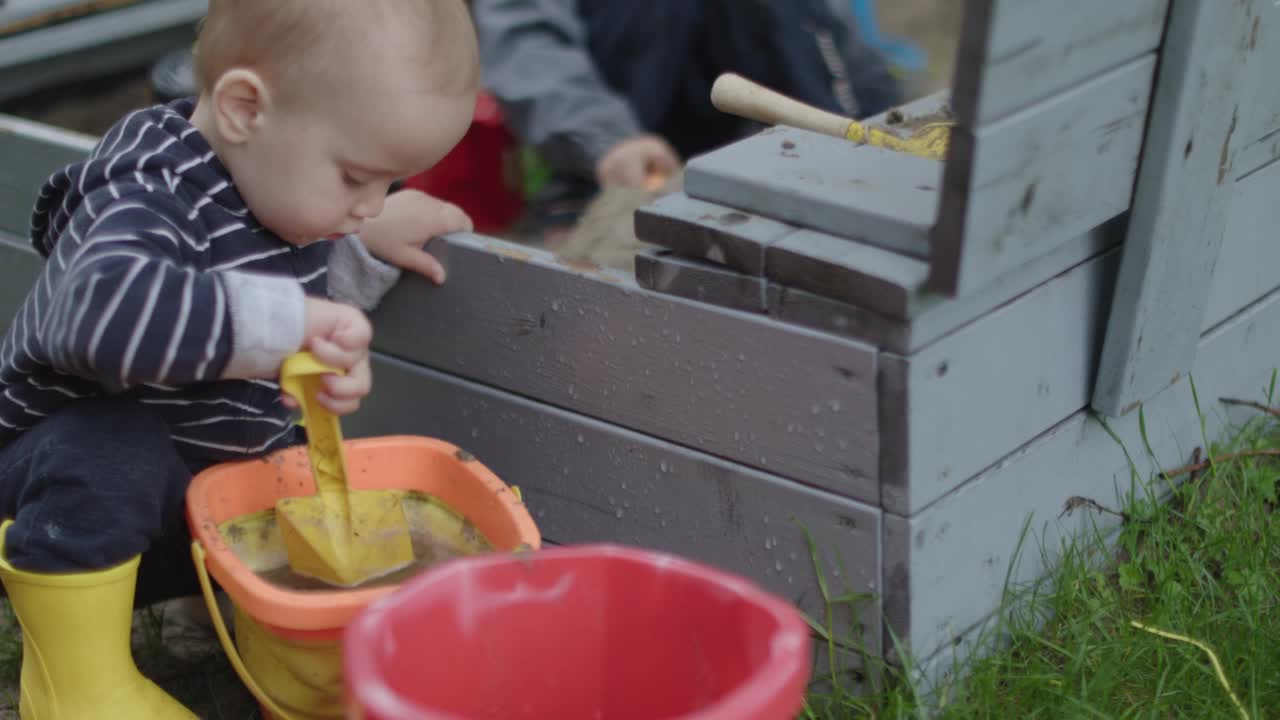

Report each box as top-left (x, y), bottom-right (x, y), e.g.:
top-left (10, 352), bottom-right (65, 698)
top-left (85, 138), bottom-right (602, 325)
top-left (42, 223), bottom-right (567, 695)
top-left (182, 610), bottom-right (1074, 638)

top-left (341, 171), bottom-right (366, 188)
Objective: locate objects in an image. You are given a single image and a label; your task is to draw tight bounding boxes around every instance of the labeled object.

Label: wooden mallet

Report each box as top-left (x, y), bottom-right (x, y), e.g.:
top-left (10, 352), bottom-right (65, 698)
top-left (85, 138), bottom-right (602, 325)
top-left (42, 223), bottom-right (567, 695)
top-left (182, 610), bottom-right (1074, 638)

top-left (709, 73), bottom-right (952, 161)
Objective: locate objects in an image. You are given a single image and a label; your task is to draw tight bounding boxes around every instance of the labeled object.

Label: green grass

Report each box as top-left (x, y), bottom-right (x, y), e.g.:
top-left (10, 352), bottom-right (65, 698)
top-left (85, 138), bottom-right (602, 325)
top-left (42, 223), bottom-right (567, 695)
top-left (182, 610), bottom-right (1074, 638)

top-left (804, 404), bottom-right (1280, 719)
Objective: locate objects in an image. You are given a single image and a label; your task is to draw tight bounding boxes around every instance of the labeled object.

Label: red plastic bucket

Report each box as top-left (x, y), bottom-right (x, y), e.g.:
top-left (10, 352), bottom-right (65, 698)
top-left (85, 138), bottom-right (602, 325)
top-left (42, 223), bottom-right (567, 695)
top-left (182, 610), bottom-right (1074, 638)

top-left (401, 89), bottom-right (524, 235)
top-left (343, 544), bottom-right (812, 720)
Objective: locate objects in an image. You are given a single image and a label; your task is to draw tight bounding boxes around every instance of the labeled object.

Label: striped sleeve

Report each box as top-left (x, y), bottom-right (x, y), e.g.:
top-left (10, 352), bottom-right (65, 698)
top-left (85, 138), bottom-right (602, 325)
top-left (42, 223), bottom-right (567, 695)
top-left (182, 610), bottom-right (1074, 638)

top-left (40, 194), bottom-right (305, 391)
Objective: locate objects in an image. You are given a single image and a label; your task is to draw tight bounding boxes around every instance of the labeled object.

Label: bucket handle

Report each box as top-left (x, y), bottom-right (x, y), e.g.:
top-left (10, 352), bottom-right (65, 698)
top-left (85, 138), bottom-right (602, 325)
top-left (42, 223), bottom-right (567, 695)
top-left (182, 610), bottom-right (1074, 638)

top-left (191, 540), bottom-right (300, 720)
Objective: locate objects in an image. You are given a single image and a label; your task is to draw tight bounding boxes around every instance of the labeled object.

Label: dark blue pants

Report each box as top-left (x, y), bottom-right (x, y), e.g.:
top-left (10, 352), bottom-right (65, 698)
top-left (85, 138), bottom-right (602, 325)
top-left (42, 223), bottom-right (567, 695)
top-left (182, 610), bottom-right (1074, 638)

top-left (0, 396), bottom-right (217, 606)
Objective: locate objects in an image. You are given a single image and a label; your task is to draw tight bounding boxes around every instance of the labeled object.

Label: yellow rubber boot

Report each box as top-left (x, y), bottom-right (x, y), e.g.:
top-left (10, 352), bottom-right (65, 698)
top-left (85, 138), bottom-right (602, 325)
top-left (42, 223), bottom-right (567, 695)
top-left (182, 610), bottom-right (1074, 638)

top-left (0, 521), bottom-right (198, 719)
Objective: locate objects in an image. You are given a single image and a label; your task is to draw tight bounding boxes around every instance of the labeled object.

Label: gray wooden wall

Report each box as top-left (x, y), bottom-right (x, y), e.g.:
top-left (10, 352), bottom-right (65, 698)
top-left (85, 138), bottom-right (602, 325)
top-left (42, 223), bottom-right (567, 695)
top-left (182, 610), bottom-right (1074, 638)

top-left (630, 0), bottom-right (1280, 676)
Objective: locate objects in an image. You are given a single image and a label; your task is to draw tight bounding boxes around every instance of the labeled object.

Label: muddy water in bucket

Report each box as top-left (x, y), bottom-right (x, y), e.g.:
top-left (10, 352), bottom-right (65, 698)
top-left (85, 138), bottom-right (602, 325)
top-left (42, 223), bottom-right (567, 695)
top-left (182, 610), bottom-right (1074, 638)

top-left (221, 491), bottom-right (492, 591)
top-left (187, 434), bottom-right (542, 720)
top-left (212, 488), bottom-right (495, 719)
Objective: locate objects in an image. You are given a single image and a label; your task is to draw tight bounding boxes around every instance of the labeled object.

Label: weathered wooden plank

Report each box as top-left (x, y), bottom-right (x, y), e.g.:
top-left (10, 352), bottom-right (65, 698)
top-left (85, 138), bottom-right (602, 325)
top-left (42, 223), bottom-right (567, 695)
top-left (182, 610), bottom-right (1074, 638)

top-left (633, 193), bottom-right (796, 276)
top-left (929, 54), bottom-right (1156, 297)
top-left (348, 353), bottom-right (883, 654)
top-left (1235, 130), bottom-right (1280, 182)
top-left (769, 224), bottom-right (1117, 355)
top-left (370, 234), bottom-right (881, 504)
top-left (770, 287), bottom-right (910, 354)
top-left (884, 285), bottom-right (1280, 661)
top-left (0, 0), bottom-right (157, 33)
top-left (1234, 0), bottom-right (1280, 179)
top-left (766, 230), bottom-right (929, 321)
top-left (684, 126), bottom-right (940, 258)
top-left (665, 89), bottom-right (950, 268)
top-left (1237, 1), bottom-right (1280, 148)
top-left (950, 0), bottom-right (1168, 127)
top-left (633, 249), bottom-right (769, 314)
top-left (1203, 157), bottom-right (1280, 332)
top-left (881, 249), bottom-right (1120, 516)
top-left (0, 0), bottom-right (202, 103)
top-left (0, 114), bottom-right (98, 238)
top-left (1092, 0), bottom-right (1266, 418)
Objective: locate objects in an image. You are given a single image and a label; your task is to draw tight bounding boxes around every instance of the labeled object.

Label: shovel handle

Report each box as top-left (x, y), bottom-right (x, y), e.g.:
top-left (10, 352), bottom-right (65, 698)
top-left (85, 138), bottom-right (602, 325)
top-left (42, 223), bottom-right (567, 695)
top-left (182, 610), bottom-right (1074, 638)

top-left (710, 72), bottom-right (952, 161)
top-left (280, 353), bottom-right (352, 516)
top-left (710, 73), bottom-right (853, 139)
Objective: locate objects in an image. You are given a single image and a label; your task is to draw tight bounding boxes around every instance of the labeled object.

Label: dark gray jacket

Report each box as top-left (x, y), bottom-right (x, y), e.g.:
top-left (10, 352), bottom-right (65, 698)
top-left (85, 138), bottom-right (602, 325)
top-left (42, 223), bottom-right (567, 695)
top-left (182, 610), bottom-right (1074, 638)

top-left (473, 0), bottom-right (902, 181)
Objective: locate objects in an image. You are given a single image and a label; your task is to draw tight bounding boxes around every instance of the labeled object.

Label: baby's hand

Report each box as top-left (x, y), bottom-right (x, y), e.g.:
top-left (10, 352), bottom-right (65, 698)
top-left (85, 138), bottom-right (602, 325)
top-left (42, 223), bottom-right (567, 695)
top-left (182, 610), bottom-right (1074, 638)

top-left (359, 189), bottom-right (473, 285)
top-left (287, 298), bottom-right (374, 415)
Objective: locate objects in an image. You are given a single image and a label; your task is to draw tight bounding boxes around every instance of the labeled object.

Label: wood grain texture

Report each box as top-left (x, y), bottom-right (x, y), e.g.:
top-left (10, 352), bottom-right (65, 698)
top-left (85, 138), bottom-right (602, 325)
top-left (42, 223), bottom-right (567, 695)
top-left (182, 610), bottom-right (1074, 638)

top-left (370, 234), bottom-right (881, 504)
top-left (634, 249), bottom-right (770, 313)
top-left (769, 225), bottom-right (1118, 355)
top-left (930, 55), bottom-right (1156, 297)
top-left (1237, 1), bottom-right (1280, 148)
top-left (765, 230), bottom-right (929, 321)
top-left (949, 0), bottom-right (1168, 126)
top-left (1093, 0), bottom-right (1268, 417)
top-left (684, 127), bottom-right (940, 258)
top-left (881, 249), bottom-right (1121, 516)
top-left (885, 285), bottom-right (1280, 660)
top-left (348, 353), bottom-right (883, 654)
top-left (632, 193), bottom-right (796, 276)
top-left (1234, 0), bottom-right (1280, 180)
top-left (1234, 130), bottom-right (1280, 182)
top-left (1203, 157), bottom-right (1280, 332)
top-left (619, 222), bottom-right (1111, 353)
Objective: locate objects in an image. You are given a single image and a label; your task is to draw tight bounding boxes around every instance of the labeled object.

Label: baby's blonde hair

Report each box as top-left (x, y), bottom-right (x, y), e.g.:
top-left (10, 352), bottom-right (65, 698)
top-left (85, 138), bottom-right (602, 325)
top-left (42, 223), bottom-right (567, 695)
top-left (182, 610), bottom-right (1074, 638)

top-left (194, 0), bottom-right (478, 97)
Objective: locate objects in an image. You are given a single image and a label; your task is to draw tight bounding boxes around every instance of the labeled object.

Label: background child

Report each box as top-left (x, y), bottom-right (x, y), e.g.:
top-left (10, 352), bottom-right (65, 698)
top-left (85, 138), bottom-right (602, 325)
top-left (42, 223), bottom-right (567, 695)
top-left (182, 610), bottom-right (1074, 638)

top-left (0, 0), bottom-right (479, 716)
top-left (472, 0), bottom-right (903, 239)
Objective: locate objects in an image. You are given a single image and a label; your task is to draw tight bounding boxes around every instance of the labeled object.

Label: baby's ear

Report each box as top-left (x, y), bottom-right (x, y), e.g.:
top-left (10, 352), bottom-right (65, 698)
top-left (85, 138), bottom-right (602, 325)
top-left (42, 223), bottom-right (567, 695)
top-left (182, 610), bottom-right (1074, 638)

top-left (211, 68), bottom-right (270, 144)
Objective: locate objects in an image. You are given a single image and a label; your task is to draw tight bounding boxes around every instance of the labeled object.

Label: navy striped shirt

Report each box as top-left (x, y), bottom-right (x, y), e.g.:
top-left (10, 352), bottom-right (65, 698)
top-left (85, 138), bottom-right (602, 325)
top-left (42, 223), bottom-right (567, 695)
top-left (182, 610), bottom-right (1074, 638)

top-left (0, 99), bottom-right (398, 462)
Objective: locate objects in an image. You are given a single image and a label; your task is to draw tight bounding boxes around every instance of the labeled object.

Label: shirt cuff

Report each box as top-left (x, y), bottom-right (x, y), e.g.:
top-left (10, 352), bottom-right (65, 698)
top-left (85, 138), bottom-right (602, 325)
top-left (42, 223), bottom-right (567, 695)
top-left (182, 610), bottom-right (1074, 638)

top-left (328, 234), bottom-right (402, 310)
top-left (219, 271), bottom-right (306, 379)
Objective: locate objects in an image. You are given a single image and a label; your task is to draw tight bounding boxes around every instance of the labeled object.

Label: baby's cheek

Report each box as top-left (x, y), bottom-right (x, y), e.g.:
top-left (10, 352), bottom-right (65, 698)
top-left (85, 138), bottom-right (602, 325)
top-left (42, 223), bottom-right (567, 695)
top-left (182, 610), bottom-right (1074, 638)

top-left (303, 192), bottom-right (344, 230)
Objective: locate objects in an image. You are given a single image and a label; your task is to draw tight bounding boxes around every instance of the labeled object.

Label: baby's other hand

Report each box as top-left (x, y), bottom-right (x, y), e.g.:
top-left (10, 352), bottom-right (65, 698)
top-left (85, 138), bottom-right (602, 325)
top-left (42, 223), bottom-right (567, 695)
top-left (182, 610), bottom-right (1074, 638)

top-left (288, 298), bottom-right (373, 415)
top-left (359, 189), bottom-right (473, 285)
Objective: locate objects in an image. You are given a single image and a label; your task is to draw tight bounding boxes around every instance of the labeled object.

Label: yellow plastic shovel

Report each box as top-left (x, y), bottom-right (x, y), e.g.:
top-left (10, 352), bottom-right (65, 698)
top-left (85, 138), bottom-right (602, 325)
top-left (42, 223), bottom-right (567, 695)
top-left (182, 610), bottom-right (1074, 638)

top-left (274, 352), bottom-right (415, 588)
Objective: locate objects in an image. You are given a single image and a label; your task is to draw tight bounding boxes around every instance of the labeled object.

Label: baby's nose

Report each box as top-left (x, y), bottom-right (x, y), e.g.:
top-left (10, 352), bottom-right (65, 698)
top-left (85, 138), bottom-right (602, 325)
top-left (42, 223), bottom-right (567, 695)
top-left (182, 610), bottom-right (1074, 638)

top-left (354, 193), bottom-right (386, 220)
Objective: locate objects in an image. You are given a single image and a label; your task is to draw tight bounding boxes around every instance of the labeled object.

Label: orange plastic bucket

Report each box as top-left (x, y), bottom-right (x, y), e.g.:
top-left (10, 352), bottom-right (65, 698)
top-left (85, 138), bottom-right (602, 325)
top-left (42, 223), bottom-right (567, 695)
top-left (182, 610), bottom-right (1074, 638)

top-left (186, 436), bottom-right (541, 719)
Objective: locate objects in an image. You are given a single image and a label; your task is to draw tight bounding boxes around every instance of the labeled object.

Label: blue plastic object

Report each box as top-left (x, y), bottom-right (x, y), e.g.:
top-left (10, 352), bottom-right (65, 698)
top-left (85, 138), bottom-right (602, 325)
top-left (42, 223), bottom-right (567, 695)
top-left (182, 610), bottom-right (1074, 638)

top-left (849, 0), bottom-right (928, 74)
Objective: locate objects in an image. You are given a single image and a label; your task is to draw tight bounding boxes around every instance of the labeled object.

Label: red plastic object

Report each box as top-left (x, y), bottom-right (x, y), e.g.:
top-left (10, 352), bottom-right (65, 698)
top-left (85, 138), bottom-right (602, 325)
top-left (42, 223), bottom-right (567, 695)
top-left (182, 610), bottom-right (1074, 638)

top-left (401, 89), bottom-right (525, 235)
top-left (344, 544), bottom-right (813, 720)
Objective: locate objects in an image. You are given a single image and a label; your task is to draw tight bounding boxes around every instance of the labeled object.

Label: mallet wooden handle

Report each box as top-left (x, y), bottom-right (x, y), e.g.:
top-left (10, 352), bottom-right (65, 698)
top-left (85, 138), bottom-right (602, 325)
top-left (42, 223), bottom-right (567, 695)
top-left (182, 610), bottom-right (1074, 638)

top-left (710, 73), bottom-right (854, 139)
top-left (710, 73), bottom-right (951, 161)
